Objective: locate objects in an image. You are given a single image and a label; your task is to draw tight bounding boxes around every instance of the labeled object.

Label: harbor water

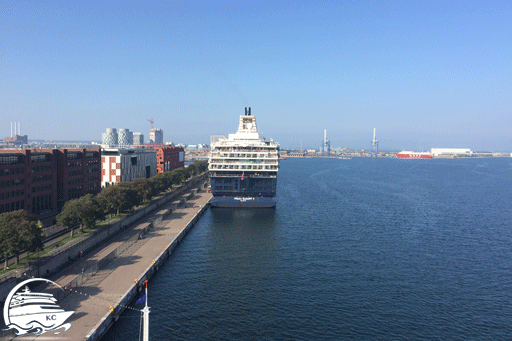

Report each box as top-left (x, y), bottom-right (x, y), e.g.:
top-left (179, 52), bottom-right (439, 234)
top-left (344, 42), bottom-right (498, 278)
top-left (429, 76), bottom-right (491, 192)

top-left (104, 157), bottom-right (512, 340)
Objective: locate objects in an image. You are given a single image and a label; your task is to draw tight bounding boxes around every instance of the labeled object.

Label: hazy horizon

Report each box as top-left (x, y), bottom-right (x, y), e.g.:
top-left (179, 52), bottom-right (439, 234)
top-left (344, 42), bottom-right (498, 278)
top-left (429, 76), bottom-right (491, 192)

top-left (2, 1), bottom-right (511, 151)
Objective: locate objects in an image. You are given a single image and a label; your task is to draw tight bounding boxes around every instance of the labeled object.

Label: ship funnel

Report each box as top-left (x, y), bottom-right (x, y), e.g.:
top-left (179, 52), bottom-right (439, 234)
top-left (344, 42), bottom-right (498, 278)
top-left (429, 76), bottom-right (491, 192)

top-left (245, 107), bottom-right (247, 115)
top-left (248, 107), bottom-right (251, 116)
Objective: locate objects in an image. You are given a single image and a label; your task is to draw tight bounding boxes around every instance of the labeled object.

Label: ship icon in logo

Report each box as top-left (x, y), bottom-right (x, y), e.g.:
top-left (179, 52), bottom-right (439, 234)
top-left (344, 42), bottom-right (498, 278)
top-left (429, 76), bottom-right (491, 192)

top-left (3, 278), bottom-right (73, 336)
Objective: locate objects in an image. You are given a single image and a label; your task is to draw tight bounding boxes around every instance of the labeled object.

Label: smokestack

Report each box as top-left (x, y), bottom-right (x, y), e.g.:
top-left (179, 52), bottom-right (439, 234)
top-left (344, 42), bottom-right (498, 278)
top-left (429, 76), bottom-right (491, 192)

top-left (18, 122), bottom-right (20, 136)
top-left (11, 122), bottom-right (12, 137)
top-left (248, 107), bottom-right (251, 116)
top-left (245, 107), bottom-right (247, 115)
top-left (14, 121), bottom-right (16, 136)
top-left (373, 128), bottom-right (376, 141)
top-left (324, 129), bottom-right (327, 142)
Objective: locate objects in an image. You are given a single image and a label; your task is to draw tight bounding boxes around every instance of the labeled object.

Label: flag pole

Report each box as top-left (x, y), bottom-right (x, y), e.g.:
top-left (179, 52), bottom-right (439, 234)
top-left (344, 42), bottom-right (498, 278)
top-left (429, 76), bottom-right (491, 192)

top-left (143, 280), bottom-right (149, 341)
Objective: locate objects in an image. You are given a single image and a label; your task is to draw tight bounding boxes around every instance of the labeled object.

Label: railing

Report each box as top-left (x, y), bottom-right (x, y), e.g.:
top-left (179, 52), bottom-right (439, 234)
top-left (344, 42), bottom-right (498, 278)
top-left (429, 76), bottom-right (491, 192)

top-left (209, 173), bottom-right (277, 178)
top-left (209, 155), bottom-right (278, 159)
top-left (209, 160), bottom-right (279, 165)
top-left (211, 147), bottom-right (278, 153)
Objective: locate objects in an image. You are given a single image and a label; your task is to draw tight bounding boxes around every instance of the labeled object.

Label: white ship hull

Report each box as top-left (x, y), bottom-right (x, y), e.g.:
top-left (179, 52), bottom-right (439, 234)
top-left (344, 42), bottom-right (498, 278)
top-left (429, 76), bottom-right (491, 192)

top-left (210, 196), bottom-right (276, 208)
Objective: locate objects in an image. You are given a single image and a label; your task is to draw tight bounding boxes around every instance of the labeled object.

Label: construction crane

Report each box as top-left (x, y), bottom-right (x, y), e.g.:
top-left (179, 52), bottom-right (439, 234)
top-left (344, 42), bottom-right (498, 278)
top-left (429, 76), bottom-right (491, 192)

top-left (147, 118), bottom-right (154, 130)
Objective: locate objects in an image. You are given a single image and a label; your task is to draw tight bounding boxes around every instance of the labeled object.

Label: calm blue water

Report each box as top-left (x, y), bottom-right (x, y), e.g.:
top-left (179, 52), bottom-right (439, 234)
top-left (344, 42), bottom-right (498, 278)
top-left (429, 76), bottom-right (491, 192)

top-left (104, 157), bottom-right (512, 340)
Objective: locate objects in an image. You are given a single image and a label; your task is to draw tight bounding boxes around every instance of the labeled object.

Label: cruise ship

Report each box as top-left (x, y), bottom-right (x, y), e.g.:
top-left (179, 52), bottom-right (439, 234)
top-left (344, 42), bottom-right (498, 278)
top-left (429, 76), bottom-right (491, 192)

top-left (208, 108), bottom-right (279, 207)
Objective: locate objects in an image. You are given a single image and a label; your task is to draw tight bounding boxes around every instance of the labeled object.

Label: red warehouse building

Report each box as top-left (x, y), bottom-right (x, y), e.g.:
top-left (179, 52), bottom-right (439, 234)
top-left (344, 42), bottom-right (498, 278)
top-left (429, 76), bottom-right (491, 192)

top-left (0, 148), bottom-right (101, 224)
top-left (136, 145), bottom-right (184, 173)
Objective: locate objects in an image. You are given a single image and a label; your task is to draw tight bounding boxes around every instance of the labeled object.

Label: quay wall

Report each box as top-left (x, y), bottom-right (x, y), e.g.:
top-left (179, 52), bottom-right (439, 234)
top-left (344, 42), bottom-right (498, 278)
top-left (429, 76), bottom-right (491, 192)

top-left (84, 200), bottom-right (210, 341)
top-left (0, 175), bottom-right (207, 299)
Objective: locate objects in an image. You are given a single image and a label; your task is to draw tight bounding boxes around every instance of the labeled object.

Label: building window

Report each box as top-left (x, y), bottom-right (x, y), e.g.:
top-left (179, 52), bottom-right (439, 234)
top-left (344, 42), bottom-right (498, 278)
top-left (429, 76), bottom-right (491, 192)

top-left (30, 153), bottom-right (52, 163)
top-left (66, 152), bottom-right (83, 160)
top-left (0, 155), bottom-right (23, 165)
top-left (86, 151), bottom-right (99, 159)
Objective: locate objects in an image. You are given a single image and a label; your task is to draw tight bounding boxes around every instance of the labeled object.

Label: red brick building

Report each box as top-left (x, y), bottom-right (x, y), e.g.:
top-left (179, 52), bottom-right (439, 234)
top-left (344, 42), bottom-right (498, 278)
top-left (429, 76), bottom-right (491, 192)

top-left (0, 148), bottom-right (101, 224)
top-left (55, 149), bottom-right (101, 209)
top-left (135, 145), bottom-right (184, 173)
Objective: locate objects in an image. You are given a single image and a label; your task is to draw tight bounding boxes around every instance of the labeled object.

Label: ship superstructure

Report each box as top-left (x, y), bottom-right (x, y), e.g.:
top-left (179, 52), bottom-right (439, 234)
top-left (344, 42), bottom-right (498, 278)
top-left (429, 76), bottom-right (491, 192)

top-left (209, 108), bottom-right (279, 207)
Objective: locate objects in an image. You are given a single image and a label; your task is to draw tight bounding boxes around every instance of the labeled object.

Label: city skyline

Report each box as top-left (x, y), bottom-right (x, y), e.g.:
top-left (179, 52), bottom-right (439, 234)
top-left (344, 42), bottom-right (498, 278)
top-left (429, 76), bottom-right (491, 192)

top-left (2, 1), bottom-right (511, 151)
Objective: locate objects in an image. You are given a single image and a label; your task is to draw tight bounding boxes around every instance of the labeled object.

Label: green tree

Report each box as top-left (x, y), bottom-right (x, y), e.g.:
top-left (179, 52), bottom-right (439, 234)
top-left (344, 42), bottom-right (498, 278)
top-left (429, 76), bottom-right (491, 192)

top-left (0, 213), bottom-right (15, 270)
top-left (129, 178), bottom-right (154, 203)
top-left (150, 174), bottom-right (168, 194)
top-left (57, 199), bottom-right (81, 237)
top-left (171, 168), bottom-right (188, 185)
top-left (76, 194), bottom-right (105, 231)
top-left (187, 163), bottom-right (197, 177)
top-left (195, 160), bottom-right (208, 174)
top-left (0, 211), bottom-right (42, 268)
top-left (98, 183), bottom-right (138, 215)
top-left (10, 211), bottom-right (42, 264)
top-left (161, 171), bottom-right (175, 189)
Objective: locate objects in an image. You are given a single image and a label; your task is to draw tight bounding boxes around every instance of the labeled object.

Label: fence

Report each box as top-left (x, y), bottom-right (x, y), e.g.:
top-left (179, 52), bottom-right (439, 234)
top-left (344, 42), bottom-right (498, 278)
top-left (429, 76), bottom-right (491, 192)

top-left (0, 173), bottom-right (207, 292)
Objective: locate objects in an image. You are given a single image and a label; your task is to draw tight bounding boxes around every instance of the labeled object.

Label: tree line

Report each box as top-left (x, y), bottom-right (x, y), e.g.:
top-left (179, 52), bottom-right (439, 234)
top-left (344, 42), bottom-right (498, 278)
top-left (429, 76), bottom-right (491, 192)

top-left (0, 210), bottom-right (43, 270)
top-left (57, 160), bottom-right (208, 236)
top-left (0, 160), bottom-right (208, 270)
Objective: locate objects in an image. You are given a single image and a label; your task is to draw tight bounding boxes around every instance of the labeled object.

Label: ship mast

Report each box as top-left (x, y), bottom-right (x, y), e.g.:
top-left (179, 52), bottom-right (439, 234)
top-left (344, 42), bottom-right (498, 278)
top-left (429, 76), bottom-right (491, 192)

top-left (142, 280), bottom-right (149, 341)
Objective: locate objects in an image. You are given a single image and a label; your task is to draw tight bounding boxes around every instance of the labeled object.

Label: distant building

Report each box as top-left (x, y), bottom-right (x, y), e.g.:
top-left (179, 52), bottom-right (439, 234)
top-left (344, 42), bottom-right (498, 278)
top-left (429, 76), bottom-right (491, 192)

top-left (473, 151), bottom-right (493, 157)
top-left (4, 135), bottom-right (28, 145)
top-left (0, 148), bottom-right (101, 223)
top-left (431, 148), bottom-right (472, 157)
top-left (4, 122), bottom-right (28, 145)
top-left (101, 148), bottom-right (157, 187)
top-left (102, 128), bottom-right (118, 146)
top-left (135, 145), bottom-right (184, 173)
top-left (117, 129), bottom-right (133, 146)
top-left (186, 144), bottom-right (208, 150)
top-left (150, 129), bottom-right (163, 145)
top-left (133, 133), bottom-right (144, 146)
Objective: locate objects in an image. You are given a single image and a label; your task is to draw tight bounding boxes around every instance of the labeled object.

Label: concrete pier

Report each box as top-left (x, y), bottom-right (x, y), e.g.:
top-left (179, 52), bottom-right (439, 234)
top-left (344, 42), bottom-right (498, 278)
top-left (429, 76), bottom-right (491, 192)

top-left (4, 188), bottom-right (212, 341)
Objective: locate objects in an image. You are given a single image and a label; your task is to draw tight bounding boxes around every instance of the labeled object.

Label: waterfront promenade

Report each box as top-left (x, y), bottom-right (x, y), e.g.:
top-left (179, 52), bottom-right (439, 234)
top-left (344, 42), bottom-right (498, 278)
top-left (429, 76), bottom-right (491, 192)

top-left (6, 189), bottom-right (212, 341)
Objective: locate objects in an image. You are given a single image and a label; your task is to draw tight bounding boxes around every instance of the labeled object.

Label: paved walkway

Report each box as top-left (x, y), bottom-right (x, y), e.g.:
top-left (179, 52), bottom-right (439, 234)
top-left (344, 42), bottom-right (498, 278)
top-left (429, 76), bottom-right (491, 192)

top-left (9, 189), bottom-right (212, 341)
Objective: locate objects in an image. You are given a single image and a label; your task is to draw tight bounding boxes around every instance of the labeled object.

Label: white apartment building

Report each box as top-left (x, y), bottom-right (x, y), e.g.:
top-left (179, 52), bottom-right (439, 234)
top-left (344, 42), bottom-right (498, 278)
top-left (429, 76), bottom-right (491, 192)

top-left (133, 133), bottom-right (144, 145)
top-left (101, 148), bottom-right (157, 187)
top-left (150, 129), bottom-right (164, 144)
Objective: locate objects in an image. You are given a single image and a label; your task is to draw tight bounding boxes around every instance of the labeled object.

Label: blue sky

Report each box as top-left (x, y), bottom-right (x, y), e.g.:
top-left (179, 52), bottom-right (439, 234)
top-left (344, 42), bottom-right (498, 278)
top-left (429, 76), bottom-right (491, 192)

top-left (1, 0), bottom-right (511, 151)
